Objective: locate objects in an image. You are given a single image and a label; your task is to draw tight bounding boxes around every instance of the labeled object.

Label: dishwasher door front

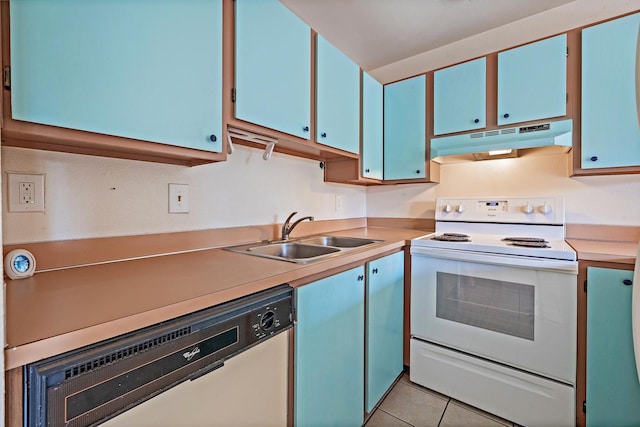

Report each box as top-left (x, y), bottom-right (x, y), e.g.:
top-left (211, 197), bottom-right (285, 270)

top-left (101, 330), bottom-right (290, 427)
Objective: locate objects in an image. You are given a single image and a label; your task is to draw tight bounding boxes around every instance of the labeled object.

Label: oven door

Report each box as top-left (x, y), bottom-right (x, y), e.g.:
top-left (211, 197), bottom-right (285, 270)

top-left (410, 246), bottom-right (577, 384)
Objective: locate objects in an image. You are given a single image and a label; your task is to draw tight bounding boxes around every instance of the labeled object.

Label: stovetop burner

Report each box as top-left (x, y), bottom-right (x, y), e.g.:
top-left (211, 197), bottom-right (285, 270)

top-left (432, 233), bottom-right (471, 242)
top-left (508, 241), bottom-right (550, 248)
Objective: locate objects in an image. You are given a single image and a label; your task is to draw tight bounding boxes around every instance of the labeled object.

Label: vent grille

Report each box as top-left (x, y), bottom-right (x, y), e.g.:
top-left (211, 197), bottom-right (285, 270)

top-left (501, 128), bottom-right (517, 135)
top-left (64, 326), bottom-right (192, 380)
top-left (485, 130), bottom-right (500, 137)
top-left (470, 132), bottom-right (484, 139)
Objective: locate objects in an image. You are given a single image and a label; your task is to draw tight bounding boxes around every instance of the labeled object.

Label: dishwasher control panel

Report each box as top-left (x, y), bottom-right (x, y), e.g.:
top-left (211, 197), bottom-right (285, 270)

top-left (251, 295), bottom-right (293, 340)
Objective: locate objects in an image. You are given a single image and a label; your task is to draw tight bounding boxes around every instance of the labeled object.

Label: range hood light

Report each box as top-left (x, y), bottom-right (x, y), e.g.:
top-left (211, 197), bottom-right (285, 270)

top-left (488, 149), bottom-right (513, 156)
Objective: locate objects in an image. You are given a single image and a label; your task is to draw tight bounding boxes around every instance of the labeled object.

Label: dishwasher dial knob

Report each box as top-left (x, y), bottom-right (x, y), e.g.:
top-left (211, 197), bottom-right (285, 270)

top-left (260, 311), bottom-right (276, 330)
top-left (443, 204), bottom-right (453, 213)
top-left (538, 204), bottom-right (552, 215)
top-left (522, 203), bottom-right (534, 214)
top-left (455, 204), bottom-right (464, 213)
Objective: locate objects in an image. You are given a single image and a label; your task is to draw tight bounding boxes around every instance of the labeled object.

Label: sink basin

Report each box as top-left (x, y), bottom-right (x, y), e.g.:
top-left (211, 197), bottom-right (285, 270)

top-left (248, 242), bottom-right (340, 261)
top-left (225, 235), bottom-right (381, 264)
top-left (298, 236), bottom-right (380, 248)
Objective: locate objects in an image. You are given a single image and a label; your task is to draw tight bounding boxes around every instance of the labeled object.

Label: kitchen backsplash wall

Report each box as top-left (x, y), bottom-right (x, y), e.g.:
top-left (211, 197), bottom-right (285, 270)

top-left (366, 153), bottom-right (640, 226)
top-left (2, 146), bottom-right (367, 244)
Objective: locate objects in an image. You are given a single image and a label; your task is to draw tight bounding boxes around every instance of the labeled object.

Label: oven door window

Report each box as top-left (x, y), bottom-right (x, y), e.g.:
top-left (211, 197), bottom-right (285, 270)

top-left (436, 272), bottom-right (534, 340)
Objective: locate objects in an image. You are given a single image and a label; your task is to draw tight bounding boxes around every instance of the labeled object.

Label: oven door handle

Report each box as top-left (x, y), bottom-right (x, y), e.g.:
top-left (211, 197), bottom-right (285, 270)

top-left (410, 246), bottom-right (578, 273)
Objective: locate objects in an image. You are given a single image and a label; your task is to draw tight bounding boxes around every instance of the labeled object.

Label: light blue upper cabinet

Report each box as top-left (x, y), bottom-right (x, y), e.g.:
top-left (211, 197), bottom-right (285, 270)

top-left (10, 0), bottom-right (222, 152)
top-left (235, 0), bottom-right (310, 139)
top-left (295, 267), bottom-right (365, 426)
top-left (362, 72), bottom-right (383, 179)
top-left (586, 267), bottom-right (640, 427)
top-left (366, 252), bottom-right (404, 413)
top-left (383, 75), bottom-right (426, 180)
top-left (433, 58), bottom-right (486, 135)
top-left (581, 12), bottom-right (640, 169)
top-left (497, 34), bottom-right (567, 126)
top-left (316, 35), bottom-right (361, 154)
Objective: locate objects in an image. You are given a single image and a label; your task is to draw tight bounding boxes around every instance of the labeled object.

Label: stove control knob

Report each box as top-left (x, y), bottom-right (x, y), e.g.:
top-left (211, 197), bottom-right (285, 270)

top-left (455, 204), bottom-right (465, 213)
top-left (443, 204), bottom-right (452, 213)
top-left (538, 204), bottom-right (552, 215)
top-left (522, 203), bottom-right (534, 214)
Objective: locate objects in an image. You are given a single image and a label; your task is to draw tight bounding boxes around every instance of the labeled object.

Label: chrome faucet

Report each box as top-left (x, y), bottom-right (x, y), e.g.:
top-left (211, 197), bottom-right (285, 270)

top-left (281, 211), bottom-right (314, 240)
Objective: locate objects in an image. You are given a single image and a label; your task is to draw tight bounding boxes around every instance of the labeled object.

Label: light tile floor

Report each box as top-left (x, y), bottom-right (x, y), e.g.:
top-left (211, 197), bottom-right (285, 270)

top-left (366, 373), bottom-right (518, 427)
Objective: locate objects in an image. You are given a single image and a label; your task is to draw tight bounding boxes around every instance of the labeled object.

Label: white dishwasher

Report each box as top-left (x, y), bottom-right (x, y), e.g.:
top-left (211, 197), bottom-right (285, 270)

top-left (25, 285), bottom-right (292, 427)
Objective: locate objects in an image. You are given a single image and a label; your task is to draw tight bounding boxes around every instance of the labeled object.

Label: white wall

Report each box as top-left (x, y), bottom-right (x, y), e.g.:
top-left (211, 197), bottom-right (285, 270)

top-left (367, 153), bottom-right (640, 226)
top-left (2, 146), bottom-right (366, 244)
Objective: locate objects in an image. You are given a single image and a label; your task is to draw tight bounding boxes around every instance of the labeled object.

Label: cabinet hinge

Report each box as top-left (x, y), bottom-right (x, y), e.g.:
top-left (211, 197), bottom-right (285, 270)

top-left (583, 400), bottom-right (586, 414)
top-left (584, 279), bottom-right (588, 293)
top-left (231, 88), bottom-right (236, 103)
top-left (566, 47), bottom-right (569, 57)
top-left (566, 93), bottom-right (569, 103)
top-left (3, 66), bottom-right (10, 90)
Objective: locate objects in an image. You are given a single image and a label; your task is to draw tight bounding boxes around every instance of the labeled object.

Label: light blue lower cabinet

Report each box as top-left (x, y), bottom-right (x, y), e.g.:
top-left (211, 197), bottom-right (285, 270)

top-left (366, 251), bottom-right (404, 413)
top-left (586, 267), bottom-right (640, 427)
top-left (295, 266), bottom-right (365, 426)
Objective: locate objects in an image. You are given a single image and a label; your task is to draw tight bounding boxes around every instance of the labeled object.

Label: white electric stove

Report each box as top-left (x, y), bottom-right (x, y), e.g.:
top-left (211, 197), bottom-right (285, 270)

top-left (410, 196), bottom-right (578, 426)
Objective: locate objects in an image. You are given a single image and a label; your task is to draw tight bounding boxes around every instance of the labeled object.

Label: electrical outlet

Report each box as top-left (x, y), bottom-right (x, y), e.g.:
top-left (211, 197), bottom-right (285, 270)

top-left (8, 173), bottom-right (45, 212)
top-left (335, 194), bottom-right (344, 212)
top-left (168, 183), bottom-right (189, 214)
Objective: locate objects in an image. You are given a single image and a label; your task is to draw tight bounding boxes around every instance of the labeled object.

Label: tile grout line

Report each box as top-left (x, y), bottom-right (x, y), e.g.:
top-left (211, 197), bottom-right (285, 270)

top-left (378, 408), bottom-right (415, 427)
top-left (437, 398), bottom-right (451, 427)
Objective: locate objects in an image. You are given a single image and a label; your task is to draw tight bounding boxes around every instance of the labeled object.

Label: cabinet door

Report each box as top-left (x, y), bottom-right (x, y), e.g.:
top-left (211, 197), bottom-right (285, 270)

top-left (316, 35), bottom-right (361, 154)
top-left (581, 13), bottom-right (640, 169)
top-left (295, 267), bottom-right (365, 426)
top-left (586, 267), bottom-right (640, 427)
top-left (497, 34), bottom-right (567, 126)
top-left (383, 75), bottom-right (426, 180)
top-left (433, 58), bottom-right (486, 135)
top-left (10, 0), bottom-right (222, 152)
top-left (366, 252), bottom-right (404, 413)
top-left (362, 72), bottom-right (383, 179)
top-left (234, 0), bottom-right (311, 139)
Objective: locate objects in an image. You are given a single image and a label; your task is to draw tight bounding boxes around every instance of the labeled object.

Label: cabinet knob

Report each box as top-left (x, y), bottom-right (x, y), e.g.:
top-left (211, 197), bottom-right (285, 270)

top-left (590, 156), bottom-right (598, 162)
top-left (623, 279), bottom-right (633, 286)
top-left (503, 113), bottom-right (510, 119)
top-left (372, 268), bottom-right (378, 274)
top-left (357, 275), bottom-right (364, 281)
top-left (209, 134), bottom-right (217, 142)
top-left (365, 168), bottom-right (370, 173)
top-left (474, 118), bottom-right (480, 124)
top-left (303, 126), bottom-right (309, 132)
top-left (416, 169), bottom-right (421, 174)
top-left (321, 132), bottom-right (327, 138)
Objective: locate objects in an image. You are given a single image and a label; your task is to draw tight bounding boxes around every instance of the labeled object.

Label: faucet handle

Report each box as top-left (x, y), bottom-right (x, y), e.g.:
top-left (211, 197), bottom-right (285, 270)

top-left (284, 211), bottom-right (298, 224)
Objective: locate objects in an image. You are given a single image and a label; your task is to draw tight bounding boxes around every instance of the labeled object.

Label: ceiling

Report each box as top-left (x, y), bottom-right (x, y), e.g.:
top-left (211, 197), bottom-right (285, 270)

top-left (279, 0), bottom-right (639, 83)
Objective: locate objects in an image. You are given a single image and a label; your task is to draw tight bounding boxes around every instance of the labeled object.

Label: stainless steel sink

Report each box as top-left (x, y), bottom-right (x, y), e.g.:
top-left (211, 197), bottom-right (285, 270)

top-left (298, 236), bottom-right (380, 248)
top-left (225, 235), bottom-right (381, 264)
top-left (248, 242), bottom-right (340, 261)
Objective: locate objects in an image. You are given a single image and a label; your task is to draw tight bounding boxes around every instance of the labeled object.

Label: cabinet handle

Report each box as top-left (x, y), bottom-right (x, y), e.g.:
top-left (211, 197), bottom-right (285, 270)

top-left (372, 268), bottom-right (378, 274)
top-left (590, 156), bottom-right (598, 162)
top-left (302, 126), bottom-right (309, 132)
top-left (357, 275), bottom-right (364, 281)
top-left (416, 169), bottom-right (421, 174)
top-left (503, 113), bottom-right (510, 119)
top-left (474, 118), bottom-right (480, 124)
top-left (209, 134), bottom-right (217, 142)
top-left (321, 132), bottom-right (327, 138)
top-left (623, 279), bottom-right (633, 286)
top-left (365, 168), bottom-right (370, 173)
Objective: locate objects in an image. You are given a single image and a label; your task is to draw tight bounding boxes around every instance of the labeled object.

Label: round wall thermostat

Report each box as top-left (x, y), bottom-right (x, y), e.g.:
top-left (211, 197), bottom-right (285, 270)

top-left (4, 249), bottom-right (36, 280)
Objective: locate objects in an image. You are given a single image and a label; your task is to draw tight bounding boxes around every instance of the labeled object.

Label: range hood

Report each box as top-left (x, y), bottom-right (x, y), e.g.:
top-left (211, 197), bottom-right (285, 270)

top-left (430, 119), bottom-right (572, 163)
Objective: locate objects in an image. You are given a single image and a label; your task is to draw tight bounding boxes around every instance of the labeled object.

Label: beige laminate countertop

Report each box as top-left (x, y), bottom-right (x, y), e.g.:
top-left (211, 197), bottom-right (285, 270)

top-left (567, 239), bottom-right (639, 265)
top-left (4, 227), bottom-right (428, 370)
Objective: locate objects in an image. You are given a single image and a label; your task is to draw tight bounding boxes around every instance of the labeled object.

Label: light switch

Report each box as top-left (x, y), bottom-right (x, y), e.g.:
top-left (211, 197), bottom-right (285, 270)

top-left (168, 183), bottom-right (189, 214)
